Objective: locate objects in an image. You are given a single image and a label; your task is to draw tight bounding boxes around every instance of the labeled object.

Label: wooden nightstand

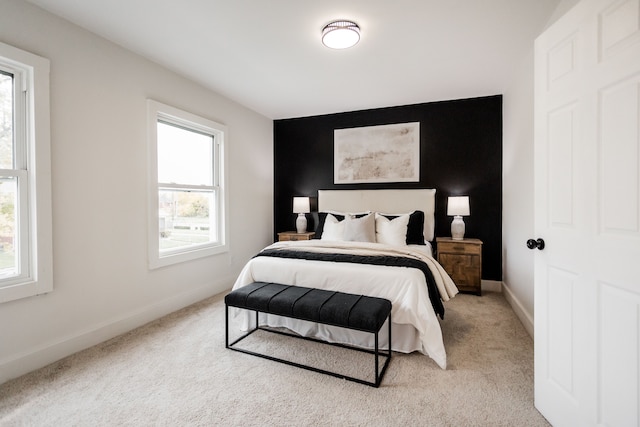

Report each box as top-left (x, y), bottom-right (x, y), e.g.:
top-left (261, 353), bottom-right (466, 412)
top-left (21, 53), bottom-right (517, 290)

top-left (277, 231), bottom-right (315, 241)
top-left (436, 237), bottom-right (483, 295)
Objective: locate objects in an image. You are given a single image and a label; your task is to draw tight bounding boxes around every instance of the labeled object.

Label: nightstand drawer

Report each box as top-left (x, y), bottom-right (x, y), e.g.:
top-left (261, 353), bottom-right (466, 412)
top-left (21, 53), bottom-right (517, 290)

top-left (438, 241), bottom-right (482, 255)
top-left (282, 234), bottom-right (304, 241)
top-left (438, 253), bottom-right (481, 282)
top-left (277, 231), bottom-right (315, 241)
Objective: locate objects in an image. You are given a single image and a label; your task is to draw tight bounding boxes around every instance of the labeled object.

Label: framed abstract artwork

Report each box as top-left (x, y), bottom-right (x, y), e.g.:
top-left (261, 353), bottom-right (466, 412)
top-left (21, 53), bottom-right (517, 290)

top-left (334, 122), bottom-right (420, 184)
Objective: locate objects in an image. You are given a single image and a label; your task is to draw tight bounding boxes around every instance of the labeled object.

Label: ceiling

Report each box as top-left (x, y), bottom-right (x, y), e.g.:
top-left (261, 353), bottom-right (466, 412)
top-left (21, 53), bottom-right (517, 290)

top-left (26, 0), bottom-right (560, 120)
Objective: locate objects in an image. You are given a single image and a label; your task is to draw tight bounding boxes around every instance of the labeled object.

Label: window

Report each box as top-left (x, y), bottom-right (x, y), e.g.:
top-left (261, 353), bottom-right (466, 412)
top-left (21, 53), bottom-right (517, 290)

top-left (0, 42), bottom-right (52, 303)
top-left (147, 100), bottom-right (228, 269)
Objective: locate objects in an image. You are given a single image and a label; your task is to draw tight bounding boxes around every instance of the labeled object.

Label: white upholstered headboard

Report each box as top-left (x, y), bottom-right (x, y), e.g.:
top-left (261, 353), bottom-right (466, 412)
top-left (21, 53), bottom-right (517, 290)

top-left (317, 189), bottom-right (436, 241)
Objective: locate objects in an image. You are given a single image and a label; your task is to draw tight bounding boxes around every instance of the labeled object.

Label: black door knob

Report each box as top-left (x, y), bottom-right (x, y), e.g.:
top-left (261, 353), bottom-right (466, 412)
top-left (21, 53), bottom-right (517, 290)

top-left (527, 238), bottom-right (545, 250)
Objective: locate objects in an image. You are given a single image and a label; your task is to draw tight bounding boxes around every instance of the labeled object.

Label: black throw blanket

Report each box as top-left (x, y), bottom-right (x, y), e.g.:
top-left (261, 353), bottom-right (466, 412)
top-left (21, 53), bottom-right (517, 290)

top-left (255, 249), bottom-right (445, 318)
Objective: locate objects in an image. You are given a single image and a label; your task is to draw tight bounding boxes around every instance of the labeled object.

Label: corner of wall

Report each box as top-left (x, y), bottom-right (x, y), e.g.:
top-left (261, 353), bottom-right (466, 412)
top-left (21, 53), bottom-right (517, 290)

top-left (501, 281), bottom-right (534, 338)
top-left (481, 280), bottom-right (503, 293)
top-left (545, 0), bottom-right (582, 29)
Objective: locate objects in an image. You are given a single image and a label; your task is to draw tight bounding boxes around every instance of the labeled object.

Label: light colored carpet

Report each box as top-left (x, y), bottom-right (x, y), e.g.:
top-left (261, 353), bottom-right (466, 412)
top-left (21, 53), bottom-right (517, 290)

top-left (0, 291), bottom-right (549, 426)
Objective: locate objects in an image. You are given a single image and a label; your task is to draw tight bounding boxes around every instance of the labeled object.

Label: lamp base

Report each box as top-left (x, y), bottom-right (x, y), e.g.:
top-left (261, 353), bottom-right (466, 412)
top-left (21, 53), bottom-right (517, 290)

top-left (451, 215), bottom-right (465, 240)
top-left (296, 213), bottom-right (307, 234)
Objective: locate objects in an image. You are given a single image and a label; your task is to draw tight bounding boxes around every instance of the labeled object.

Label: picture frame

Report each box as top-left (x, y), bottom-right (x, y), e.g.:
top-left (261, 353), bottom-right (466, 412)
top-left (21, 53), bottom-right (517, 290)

top-left (334, 122), bottom-right (420, 184)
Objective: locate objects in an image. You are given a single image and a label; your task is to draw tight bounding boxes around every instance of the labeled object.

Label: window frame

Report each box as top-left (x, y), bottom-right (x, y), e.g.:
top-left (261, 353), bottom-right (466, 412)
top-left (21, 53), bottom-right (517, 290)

top-left (0, 41), bottom-right (53, 303)
top-left (147, 100), bottom-right (228, 269)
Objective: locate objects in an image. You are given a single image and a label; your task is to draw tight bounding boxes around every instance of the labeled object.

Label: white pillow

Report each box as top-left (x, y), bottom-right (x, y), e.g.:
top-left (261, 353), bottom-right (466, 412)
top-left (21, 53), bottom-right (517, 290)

top-left (343, 213), bottom-right (376, 243)
top-left (320, 213), bottom-right (345, 241)
top-left (375, 213), bottom-right (410, 246)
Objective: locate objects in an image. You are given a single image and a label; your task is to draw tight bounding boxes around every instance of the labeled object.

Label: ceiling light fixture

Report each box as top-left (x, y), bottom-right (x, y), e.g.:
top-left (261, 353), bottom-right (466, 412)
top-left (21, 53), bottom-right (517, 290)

top-left (322, 20), bottom-right (360, 49)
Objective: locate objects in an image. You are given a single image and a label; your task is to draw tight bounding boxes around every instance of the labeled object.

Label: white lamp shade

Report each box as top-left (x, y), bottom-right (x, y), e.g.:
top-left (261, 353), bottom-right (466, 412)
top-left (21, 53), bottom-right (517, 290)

top-left (447, 196), bottom-right (470, 216)
top-left (293, 197), bottom-right (310, 214)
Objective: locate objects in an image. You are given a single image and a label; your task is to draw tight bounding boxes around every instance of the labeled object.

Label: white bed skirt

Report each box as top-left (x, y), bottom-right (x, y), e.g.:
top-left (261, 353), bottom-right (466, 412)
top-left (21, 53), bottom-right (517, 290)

top-left (261, 313), bottom-right (424, 354)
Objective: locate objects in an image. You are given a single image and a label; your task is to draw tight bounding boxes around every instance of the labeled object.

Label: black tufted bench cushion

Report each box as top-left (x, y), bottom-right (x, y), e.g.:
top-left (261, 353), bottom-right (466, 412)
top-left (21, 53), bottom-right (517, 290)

top-left (225, 282), bottom-right (392, 387)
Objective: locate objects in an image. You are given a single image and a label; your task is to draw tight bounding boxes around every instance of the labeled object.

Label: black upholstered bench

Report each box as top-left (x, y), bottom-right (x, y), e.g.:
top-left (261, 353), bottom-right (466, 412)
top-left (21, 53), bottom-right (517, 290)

top-left (225, 282), bottom-right (392, 387)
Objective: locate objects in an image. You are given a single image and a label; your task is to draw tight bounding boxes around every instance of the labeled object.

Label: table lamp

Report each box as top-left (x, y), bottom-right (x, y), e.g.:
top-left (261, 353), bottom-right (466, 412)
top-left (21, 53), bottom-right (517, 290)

top-left (293, 197), bottom-right (310, 233)
top-left (447, 196), bottom-right (470, 240)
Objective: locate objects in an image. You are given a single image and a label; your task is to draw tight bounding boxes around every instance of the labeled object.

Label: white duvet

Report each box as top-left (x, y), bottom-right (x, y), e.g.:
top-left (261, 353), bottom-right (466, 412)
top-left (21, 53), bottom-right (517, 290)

top-left (231, 240), bottom-right (458, 369)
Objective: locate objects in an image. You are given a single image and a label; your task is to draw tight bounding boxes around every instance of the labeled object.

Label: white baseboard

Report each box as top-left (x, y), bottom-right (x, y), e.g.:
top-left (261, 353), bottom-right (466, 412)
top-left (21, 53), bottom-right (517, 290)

top-left (501, 282), bottom-right (534, 338)
top-left (481, 279), bottom-right (502, 293)
top-left (0, 277), bottom-right (234, 384)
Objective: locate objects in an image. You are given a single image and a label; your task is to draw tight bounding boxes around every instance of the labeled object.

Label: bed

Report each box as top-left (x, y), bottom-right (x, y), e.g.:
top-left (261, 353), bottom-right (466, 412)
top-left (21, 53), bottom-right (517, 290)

top-left (231, 189), bottom-right (458, 369)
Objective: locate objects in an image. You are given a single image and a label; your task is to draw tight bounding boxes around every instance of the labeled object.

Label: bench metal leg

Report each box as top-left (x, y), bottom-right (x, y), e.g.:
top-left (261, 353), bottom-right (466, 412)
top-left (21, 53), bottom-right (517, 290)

top-left (374, 313), bottom-right (392, 387)
top-left (227, 306), bottom-right (261, 349)
top-left (375, 328), bottom-right (379, 385)
top-left (389, 311), bottom-right (392, 359)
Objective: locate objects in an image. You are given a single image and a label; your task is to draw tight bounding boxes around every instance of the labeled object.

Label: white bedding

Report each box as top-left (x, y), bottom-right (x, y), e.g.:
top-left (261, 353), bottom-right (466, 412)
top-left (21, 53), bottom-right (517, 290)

top-left (231, 240), bottom-right (458, 369)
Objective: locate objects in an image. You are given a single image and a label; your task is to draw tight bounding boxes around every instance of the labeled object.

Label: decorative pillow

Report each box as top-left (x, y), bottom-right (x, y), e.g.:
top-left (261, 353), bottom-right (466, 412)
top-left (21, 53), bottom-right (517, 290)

top-left (375, 213), bottom-right (410, 246)
top-left (378, 210), bottom-right (426, 245)
top-left (314, 212), bottom-right (345, 239)
top-left (343, 213), bottom-right (376, 243)
top-left (320, 213), bottom-right (346, 241)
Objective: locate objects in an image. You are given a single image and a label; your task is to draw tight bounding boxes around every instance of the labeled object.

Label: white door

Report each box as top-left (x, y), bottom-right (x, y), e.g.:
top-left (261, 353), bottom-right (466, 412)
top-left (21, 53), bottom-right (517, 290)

top-left (534, 0), bottom-right (640, 425)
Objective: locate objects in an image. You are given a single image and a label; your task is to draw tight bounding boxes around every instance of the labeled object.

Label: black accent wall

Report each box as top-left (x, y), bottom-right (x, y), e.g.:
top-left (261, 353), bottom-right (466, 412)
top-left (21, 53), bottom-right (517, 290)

top-left (274, 95), bottom-right (502, 281)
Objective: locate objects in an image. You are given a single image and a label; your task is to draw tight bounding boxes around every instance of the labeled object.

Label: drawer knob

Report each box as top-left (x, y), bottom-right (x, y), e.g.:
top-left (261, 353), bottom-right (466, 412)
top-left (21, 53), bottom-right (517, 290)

top-left (526, 238), bottom-right (545, 250)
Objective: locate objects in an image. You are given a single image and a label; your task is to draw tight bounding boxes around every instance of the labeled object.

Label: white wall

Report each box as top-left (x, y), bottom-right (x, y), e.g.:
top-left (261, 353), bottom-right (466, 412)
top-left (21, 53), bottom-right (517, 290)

top-left (546, 0), bottom-right (581, 25)
top-left (0, 0), bottom-right (273, 383)
top-left (501, 0), bottom-right (581, 337)
top-left (502, 50), bottom-right (536, 336)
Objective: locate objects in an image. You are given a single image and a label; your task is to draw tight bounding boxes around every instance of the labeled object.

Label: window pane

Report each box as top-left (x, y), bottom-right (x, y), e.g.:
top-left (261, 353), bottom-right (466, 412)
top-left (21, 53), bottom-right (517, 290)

top-left (0, 177), bottom-right (17, 279)
top-left (0, 71), bottom-right (13, 170)
top-left (158, 189), bottom-right (216, 252)
top-left (157, 121), bottom-right (213, 186)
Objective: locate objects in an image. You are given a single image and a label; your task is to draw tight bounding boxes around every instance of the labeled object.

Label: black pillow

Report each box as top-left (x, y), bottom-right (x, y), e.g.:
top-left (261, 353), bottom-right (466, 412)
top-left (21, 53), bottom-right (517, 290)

top-left (313, 212), bottom-right (345, 239)
top-left (379, 210), bottom-right (425, 245)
